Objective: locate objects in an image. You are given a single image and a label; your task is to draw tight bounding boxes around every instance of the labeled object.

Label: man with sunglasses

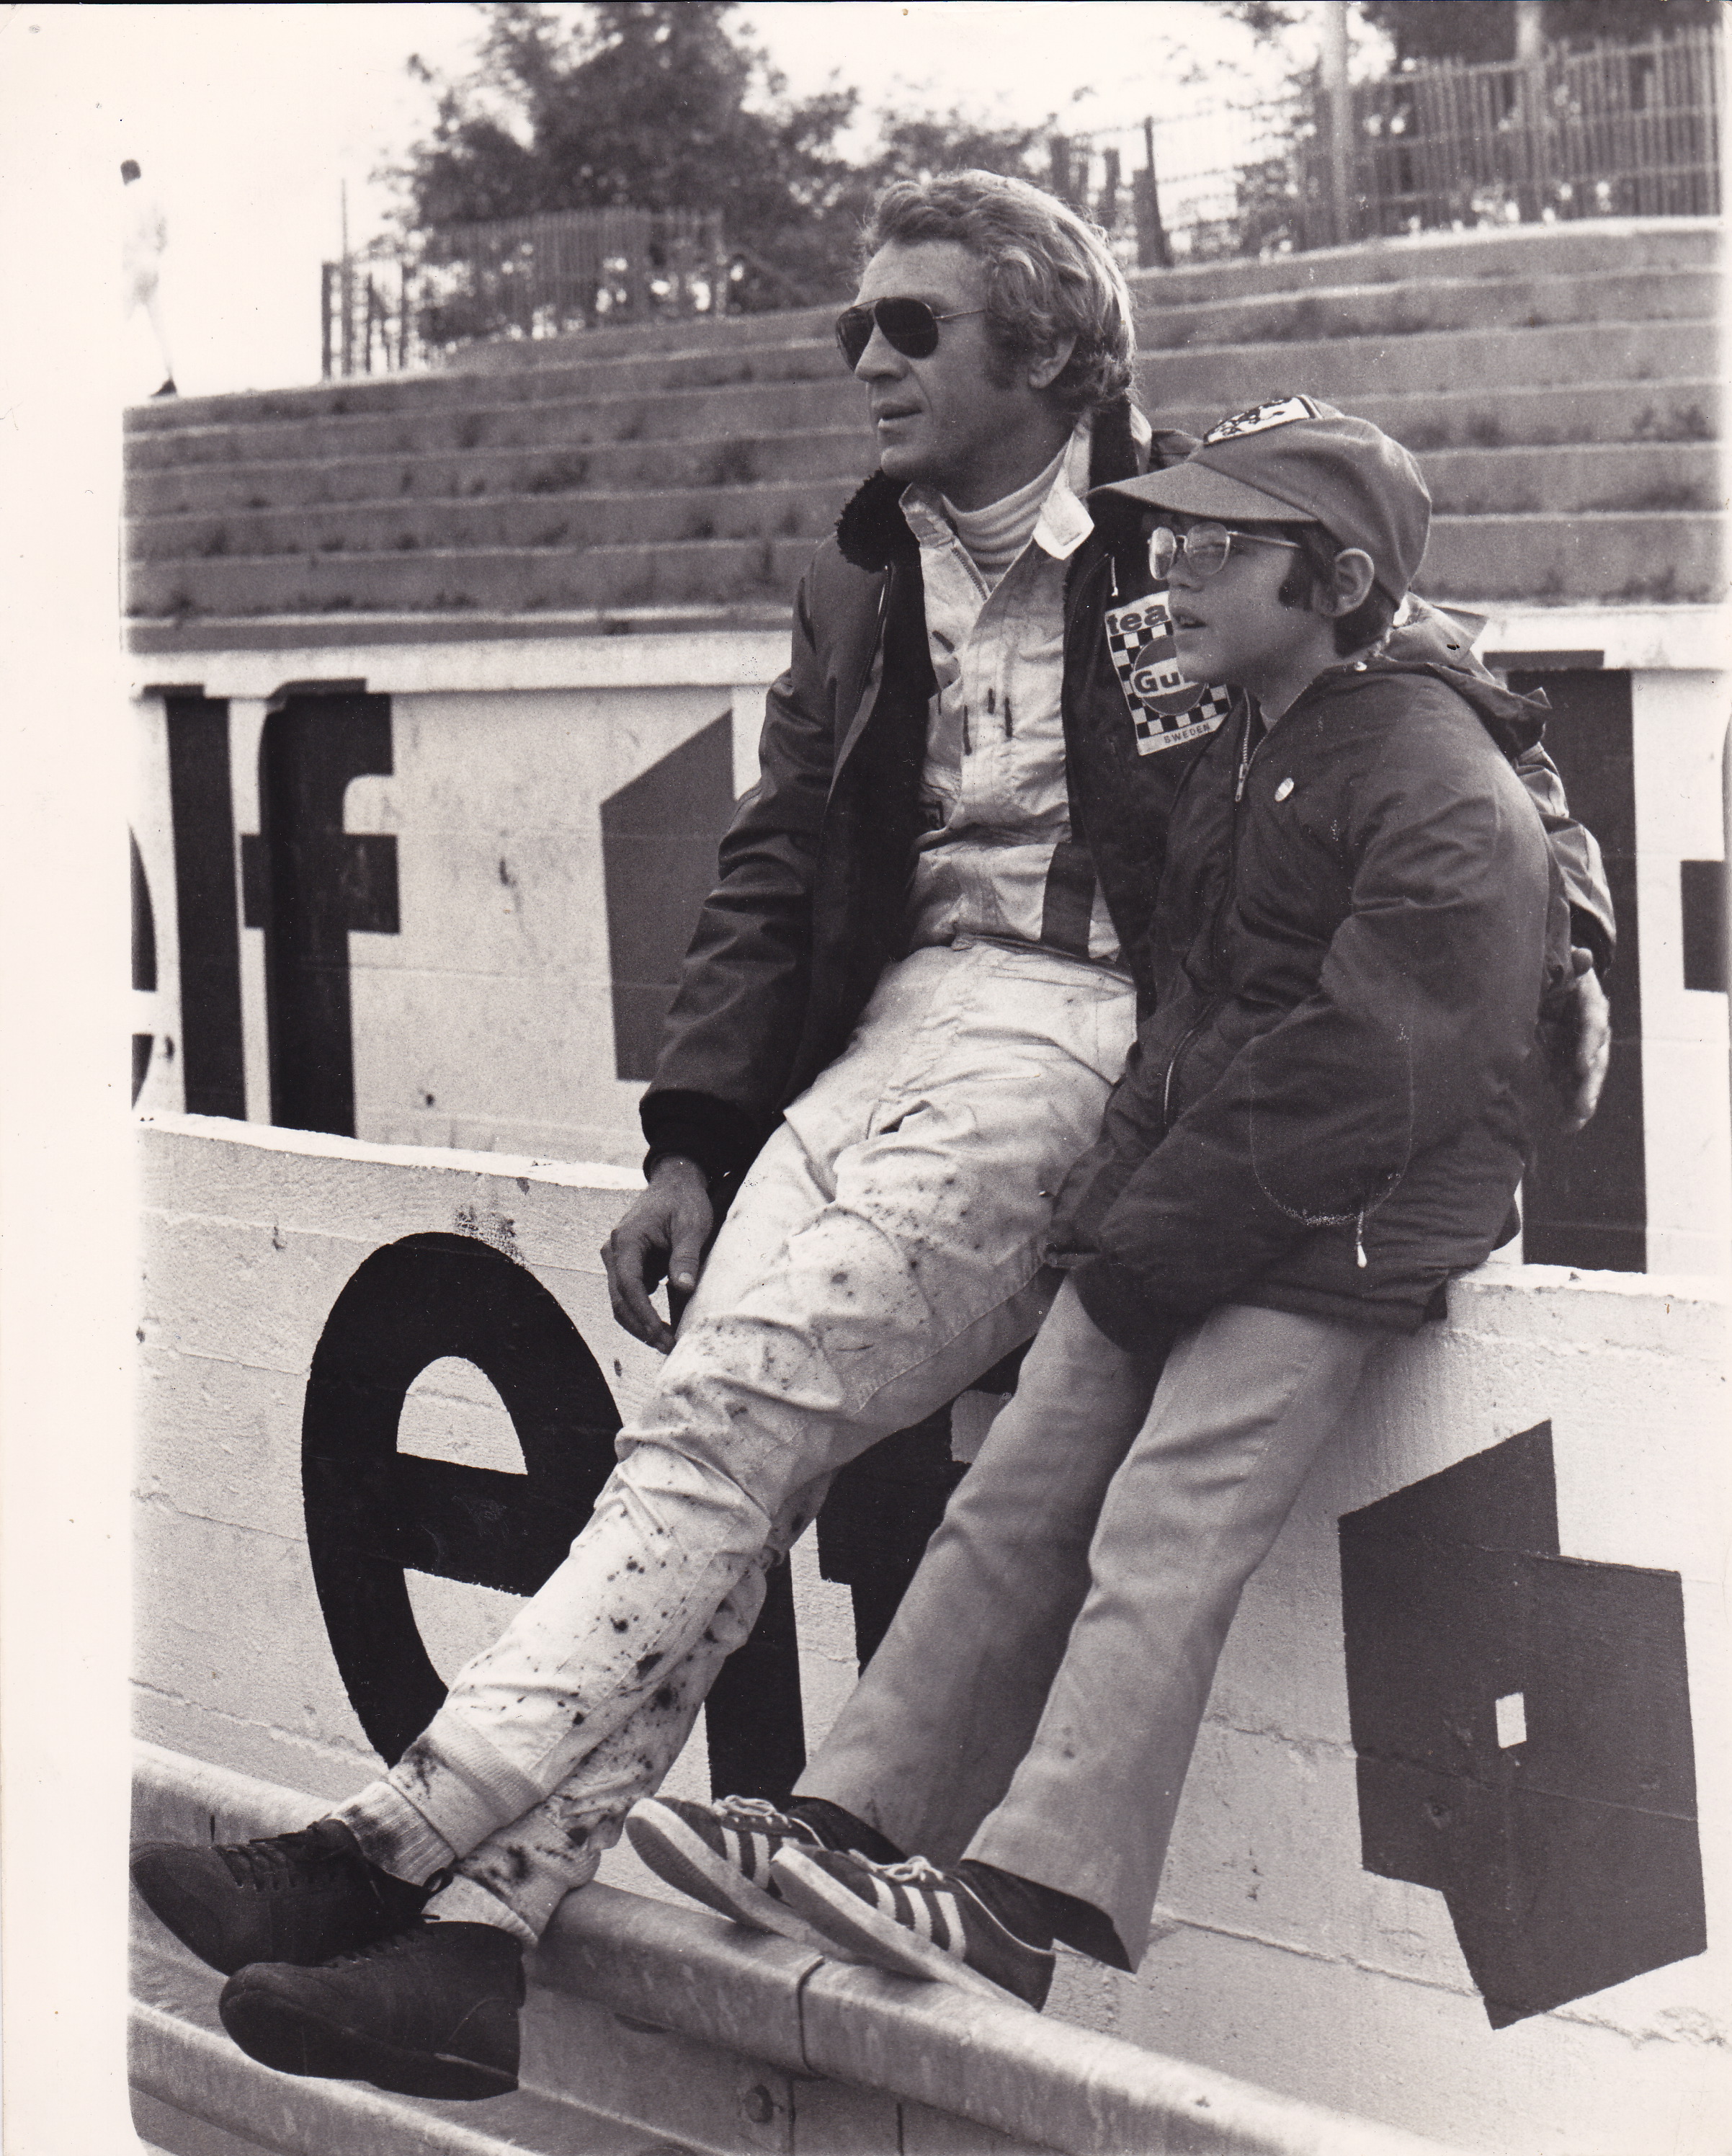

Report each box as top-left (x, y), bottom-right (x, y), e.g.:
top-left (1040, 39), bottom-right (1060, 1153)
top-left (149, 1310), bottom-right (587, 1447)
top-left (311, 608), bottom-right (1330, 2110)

top-left (133, 181), bottom-right (1612, 2101)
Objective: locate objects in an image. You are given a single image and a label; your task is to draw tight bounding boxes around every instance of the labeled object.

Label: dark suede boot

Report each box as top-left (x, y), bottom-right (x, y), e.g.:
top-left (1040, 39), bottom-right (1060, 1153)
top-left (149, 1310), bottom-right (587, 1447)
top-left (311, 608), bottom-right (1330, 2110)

top-left (131, 1818), bottom-right (432, 1976)
top-left (220, 1920), bottom-right (523, 2102)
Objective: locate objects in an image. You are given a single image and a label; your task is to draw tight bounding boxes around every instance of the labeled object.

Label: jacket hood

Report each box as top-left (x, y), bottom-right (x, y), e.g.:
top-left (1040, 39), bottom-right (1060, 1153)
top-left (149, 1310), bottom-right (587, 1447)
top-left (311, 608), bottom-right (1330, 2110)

top-left (834, 393), bottom-right (1151, 573)
top-left (1339, 597), bottom-right (1551, 760)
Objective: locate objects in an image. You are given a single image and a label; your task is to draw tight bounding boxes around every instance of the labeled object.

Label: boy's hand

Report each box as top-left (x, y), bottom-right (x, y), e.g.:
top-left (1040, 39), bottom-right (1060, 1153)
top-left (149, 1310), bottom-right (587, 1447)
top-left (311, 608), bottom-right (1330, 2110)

top-left (1540, 948), bottom-right (1611, 1135)
top-left (602, 1157), bottom-right (713, 1353)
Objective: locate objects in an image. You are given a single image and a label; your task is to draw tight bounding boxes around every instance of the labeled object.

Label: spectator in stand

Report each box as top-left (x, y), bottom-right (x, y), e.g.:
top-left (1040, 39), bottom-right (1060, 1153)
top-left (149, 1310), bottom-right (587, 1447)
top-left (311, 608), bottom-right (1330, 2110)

top-left (122, 159), bottom-right (176, 398)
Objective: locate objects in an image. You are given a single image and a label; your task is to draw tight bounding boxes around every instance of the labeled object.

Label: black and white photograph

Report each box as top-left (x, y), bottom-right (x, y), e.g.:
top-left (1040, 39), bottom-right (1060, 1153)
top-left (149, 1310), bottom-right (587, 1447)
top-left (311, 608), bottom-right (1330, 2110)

top-left (1, 2), bottom-right (1726, 2150)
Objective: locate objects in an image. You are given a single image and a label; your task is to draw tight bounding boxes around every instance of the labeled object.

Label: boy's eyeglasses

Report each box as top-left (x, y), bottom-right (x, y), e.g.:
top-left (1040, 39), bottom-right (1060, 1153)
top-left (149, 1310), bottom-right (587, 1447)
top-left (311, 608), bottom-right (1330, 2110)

top-left (834, 298), bottom-right (987, 369)
top-left (1150, 523), bottom-right (1305, 579)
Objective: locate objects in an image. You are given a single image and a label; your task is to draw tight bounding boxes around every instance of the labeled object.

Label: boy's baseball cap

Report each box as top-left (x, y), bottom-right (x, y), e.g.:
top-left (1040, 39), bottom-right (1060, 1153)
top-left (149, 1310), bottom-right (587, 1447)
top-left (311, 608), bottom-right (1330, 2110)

top-left (1097, 396), bottom-right (1430, 604)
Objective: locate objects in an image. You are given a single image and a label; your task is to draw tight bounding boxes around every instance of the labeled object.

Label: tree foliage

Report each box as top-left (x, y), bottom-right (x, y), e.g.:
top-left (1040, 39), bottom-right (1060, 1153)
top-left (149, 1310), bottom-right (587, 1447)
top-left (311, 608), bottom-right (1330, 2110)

top-left (401, 2), bottom-right (862, 300)
top-left (397, 2), bottom-right (1081, 306)
top-left (1362, 0), bottom-right (1718, 68)
top-left (1211, 1), bottom-right (1307, 39)
top-left (1220, 1), bottom-right (1718, 69)
top-left (860, 107), bottom-right (1050, 192)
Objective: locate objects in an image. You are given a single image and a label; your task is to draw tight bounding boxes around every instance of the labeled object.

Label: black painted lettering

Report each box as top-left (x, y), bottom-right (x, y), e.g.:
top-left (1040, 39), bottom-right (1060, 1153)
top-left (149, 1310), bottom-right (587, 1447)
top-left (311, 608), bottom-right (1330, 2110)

top-left (301, 1233), bottom-right (622, 1763)
top-left (1341, 1422), bottom-right (1705, 2026)
top-left (1679, 860), bottom-right (1726, 993)
top-left (164, 695), bottom-right (246, 1118)
top-left (599, 716), bottom-right (735, 1082)
top-left (1510, 670), bottom-right (1645, 1271)
top-left (254, 692), bottom-right (400, 1136)
top-left (301, 1230), bottom-right (810, 1792)
top-left (131, 829), bottom-right (156, 1105)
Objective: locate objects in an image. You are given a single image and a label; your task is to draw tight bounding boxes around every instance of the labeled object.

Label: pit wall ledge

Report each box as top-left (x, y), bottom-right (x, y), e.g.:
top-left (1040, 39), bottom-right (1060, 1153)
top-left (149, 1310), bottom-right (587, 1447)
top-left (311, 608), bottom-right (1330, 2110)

top-left (133, 1742), bottom-right (1477, 2156)
top-left (124, 602), bottom-right (1726, 697)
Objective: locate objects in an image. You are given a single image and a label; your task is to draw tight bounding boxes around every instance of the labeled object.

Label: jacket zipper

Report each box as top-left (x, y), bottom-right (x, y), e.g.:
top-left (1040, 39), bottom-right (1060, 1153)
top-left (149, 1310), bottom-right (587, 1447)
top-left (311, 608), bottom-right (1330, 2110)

top-left (1198, 695), bottom-right (1380, 1265)
top-left (1161, 703), bottom-right (1262, 1131)
top-left (1160, 1003), bottom-right (1215, 1133)
top-left (1220, 708), bottom-right (1259, 967)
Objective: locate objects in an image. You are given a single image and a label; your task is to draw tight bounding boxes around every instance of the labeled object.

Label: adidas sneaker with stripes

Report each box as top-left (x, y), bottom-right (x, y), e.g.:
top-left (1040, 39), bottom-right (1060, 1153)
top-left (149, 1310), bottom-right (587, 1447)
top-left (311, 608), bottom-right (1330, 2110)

top-left (769, 1848), bottom-right (1052, 2009)
top-left (624, 1796), bottom-right (838, 1952)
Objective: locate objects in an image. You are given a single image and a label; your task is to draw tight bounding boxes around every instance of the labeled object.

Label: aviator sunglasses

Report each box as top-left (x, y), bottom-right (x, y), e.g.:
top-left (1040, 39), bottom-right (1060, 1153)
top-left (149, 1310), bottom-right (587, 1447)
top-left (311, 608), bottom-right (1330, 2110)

top-left (834, 298), bottom-right (987, 370)
top-left (1150, 522), bottom-right (1305, 579)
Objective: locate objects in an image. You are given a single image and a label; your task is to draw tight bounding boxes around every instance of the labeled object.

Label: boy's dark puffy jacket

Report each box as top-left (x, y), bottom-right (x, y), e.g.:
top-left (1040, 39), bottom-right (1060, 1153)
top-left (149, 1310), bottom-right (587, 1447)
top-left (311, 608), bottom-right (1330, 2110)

top-left (642, 404), bottom-right (1612, 1190)
top-left (1053, 613), bottom-right (1567, 1348)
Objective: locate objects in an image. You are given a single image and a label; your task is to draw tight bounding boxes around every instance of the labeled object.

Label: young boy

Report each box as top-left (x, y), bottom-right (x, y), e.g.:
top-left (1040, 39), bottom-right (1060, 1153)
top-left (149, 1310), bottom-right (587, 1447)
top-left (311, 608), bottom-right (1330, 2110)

top-left (636, 398), bottom-right (1568, 2007)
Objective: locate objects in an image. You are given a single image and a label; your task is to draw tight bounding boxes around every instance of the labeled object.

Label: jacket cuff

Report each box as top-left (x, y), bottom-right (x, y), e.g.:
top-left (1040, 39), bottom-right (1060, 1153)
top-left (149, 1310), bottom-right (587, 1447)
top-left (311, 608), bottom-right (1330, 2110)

top-left (1072, 1258), bottom-right (1188, 1360)
top-left (640, 1090), bottom-right (762, 1187)
top-left (1568, 906), bottom-right (1613, 978)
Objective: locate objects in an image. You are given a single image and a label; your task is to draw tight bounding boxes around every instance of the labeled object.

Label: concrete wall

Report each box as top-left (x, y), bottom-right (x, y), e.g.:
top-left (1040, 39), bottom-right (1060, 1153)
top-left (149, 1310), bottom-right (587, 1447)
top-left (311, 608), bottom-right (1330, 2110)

top-left (130, 606), bottom-right (1729, 1275)
top-left (1632, 664), bottom-right (1731, 1273)
top-left (135, 1114), bottom-right (1730, 2156)
top-left (131, 629), bottom-right (780, 1167)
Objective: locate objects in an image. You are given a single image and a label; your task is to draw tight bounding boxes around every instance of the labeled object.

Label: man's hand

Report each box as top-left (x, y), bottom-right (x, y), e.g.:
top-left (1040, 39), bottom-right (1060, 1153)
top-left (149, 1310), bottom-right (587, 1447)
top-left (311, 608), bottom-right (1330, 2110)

top-left (1540, 948), bottom-right (1612, 1136)
top-left (602, 1157), bottom-right (715, 1353)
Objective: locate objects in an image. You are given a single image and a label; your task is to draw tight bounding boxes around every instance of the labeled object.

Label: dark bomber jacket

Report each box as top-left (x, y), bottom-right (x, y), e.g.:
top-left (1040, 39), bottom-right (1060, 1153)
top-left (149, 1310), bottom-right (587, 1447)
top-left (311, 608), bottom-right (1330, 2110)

top-left (1055, 628), bottom-right (1567, 1348)
top-left (641, 398), bottom-right (1615, 1222)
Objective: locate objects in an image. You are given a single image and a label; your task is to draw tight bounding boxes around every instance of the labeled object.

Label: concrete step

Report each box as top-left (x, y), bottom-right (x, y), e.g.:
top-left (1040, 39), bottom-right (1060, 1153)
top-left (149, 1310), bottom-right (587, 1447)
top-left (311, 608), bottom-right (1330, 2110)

top-left (1138, 316), bottom-right (1718, 406)
top-left (130, 268), bottom-right (1715, 456)
top-left (130, 251), bottom-right (1715, 453)
top-left (127, 249), bottom-right (1713, 445)
top-left (128, 476), bottom-right (854, 563)
top-left (124, 427), bottom-right (873, 517)
top-left (286, 221), bottom-right (1716, 388)
top-left (1124, 215), bottom-right (1720, 309)
top-left (124, 375), bottom-right (861, 471)
top-left (125, 333), bottom-right (841, 435)
top-left (125, 507), bottom-right (1726, 620)
top-left (1416, 441), bottom-right (1716, 515)
top-left (126, 441), bottom-right (1714, 569)
top-left (125, 381), bottom-right (1715, 535)
top-left (117, 211), bottom-right (1723, 628)
top-left (445, 300), bottom-right (840, 373)
top-left (1153, 379), bottom-right (1720, 451)
top-left (1420, 509), bottom-right (1723, 605)
top-left (123, 343), bottom-right (1718, 490)
top-left (127, 303), bottom-right (844, 425)
top-left (1138, 265), bottom-right (1715, 353)
top-left (125, 535), bottom-right (821, 618)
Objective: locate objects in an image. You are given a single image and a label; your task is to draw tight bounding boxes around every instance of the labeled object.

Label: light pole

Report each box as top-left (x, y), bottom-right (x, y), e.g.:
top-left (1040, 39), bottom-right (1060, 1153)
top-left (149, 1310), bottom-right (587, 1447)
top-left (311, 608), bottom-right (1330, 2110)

top-left (1320, 4), bottom-right (1354, 249)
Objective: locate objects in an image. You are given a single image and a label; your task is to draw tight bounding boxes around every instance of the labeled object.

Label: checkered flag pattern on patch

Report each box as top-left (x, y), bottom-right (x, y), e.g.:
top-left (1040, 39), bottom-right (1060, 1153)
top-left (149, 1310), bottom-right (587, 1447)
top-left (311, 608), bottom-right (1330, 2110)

top-left (1201, 394), bottom-right (1324, 444)
top-left (1104, 591), bottom-right (1233, 756)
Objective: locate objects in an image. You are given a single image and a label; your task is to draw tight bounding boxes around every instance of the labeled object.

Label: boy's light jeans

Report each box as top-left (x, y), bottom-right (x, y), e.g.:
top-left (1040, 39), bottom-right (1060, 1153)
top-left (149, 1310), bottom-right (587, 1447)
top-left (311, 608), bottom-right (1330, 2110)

top-left (335, 940), bottom-right (1136, 1938)
top-left (798, 1278), bottom-right (1380, 1965)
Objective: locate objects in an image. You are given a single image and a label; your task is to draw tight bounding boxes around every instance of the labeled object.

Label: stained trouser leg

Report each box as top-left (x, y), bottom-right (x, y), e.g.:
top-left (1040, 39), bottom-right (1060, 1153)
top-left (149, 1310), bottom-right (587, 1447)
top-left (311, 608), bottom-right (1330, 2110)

top-left (333, 945), bottom-right (1138, 1937)
top-left (426, 1527), bottom-right (804, 1940)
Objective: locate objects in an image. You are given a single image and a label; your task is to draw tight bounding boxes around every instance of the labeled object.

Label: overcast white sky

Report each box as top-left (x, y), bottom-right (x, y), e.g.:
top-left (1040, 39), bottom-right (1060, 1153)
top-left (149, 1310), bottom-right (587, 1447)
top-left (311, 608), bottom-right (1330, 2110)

top-left (19, 1), bottom-right (1332, 398)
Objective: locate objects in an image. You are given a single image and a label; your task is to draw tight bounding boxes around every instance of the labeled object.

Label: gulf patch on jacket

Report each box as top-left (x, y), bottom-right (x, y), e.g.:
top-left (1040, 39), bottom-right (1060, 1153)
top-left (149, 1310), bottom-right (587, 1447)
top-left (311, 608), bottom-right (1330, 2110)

top-left (1104, 592), bottom-right (1233, 754)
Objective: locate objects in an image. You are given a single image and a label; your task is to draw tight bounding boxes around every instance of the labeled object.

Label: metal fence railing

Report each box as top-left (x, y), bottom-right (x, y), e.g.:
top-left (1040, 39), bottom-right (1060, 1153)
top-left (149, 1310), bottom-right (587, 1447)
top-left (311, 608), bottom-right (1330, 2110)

top-left (1354, 27), bottom-right (1721, 232)
top-left (321, 206), bottom-right (727, 378)
top-left (1054, 24), bottom-right (1719, 268)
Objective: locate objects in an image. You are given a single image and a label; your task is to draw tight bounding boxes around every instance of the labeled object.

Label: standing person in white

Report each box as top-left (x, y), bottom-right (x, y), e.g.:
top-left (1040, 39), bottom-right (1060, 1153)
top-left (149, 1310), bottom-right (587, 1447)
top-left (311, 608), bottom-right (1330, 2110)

top-left (131, 173), bottom-right (1612, 2103)
top-left (121, 159), bottom-right (176, 398)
